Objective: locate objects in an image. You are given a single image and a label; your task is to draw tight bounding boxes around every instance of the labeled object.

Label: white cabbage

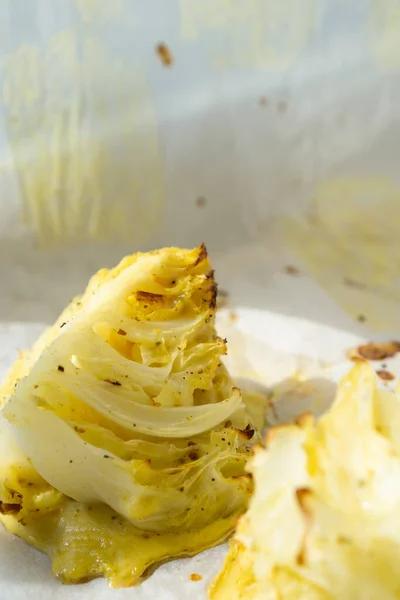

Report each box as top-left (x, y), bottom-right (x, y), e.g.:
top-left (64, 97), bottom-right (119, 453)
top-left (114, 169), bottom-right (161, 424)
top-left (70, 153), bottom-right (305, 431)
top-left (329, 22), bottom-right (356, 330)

top-left (1, 246), bottom-right (263, 532)
top-left (211, 361), bottom-right (400, 600)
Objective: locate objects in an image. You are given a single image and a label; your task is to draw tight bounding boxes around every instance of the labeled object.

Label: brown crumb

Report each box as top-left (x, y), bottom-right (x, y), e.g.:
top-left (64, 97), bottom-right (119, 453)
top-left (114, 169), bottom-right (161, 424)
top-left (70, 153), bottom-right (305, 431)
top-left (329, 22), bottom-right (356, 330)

top-left (343, 276), bottom-right (365, 290)
top-left (57, 365), bottom-right (64, 372)
top-left (349, 341), bottom-right (400, 361)
top-left (156, 42), bottom-right (173, 66)
top-left (377, 370), bottom-right (395, 381)
top-left (190, 573), bottom-right (203, 582)
top-left (229, 311), bottom-right (238, 323)
top-left (284, 265), bottom-right (299, 276)
top-left (356, 314), bottom-right (367, 323)
top-left (196, 196), bottom-right (207, 207)
top-left (117, 329), bottom-right (127, 336)
top-left (259, 96), bottom-right (268, 107)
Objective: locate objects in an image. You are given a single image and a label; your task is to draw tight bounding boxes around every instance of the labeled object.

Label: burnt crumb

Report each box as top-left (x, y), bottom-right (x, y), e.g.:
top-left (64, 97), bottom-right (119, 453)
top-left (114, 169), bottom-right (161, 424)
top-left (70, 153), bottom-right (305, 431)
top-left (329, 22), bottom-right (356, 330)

top-left (350, 341), bottom-right (400, 361)
top-left (117, 329), bottom-right (127, 336)
top-left (103, 454), bottom-right (111, 459)
top-left (377, 370), bottom-right (395, 381)
top-left (239, 424), bottom-right (255, 440)
top-left (357, 314), bottom-right (367, 323)
top-left (0, 502), bottom-right (21, 515)
top-left (74, 426), bottom-right (86, 434)
top-left (179, 487), bottom-right (184, 492)
top-left (104, 378), bottom-right (121, 386)
top-left (205, 270), bottom-right (214, 280)
top-left (60, 322), bottom-right (67, 328)
top-left (196, 196), bottom-right (207, 208)
top-left (284, 265), bottom-right (299, 276)
top-left (188, 451), bottom-right (199, 461)
top-left (187, 441), bottom-right (196, 447)
top-left (111, 515), bottom-right (117, 520)
top-left (57, 365), bottom-right (64, 372)
top-left (33, 384), bottom-right (39, 389)
top-left (156, 42), bottom-right (173, 66)
top-left (69, 460), bottom-right (73, 464)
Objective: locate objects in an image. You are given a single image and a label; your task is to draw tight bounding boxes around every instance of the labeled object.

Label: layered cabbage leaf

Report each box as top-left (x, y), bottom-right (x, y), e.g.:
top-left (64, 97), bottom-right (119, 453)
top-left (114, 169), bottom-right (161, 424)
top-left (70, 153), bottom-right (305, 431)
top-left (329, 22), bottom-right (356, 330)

top-left (0, 245), bottom-right (264, 586)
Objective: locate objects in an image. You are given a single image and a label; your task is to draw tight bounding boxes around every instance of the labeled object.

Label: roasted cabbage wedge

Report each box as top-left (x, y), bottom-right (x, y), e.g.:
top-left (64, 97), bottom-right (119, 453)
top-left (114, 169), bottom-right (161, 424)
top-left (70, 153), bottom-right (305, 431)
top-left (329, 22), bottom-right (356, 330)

top-left (210, 361), bottom-right (400, 600)
top-left (0, 245), bottom-right (264, 587)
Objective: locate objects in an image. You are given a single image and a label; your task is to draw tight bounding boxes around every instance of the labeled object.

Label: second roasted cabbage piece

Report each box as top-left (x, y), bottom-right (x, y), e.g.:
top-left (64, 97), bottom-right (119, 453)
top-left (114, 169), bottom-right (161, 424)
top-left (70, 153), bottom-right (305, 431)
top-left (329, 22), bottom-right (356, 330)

top-left (0, 245), bottom-right (265, 586)
top-left (210, 361), bottom-right (400, 600)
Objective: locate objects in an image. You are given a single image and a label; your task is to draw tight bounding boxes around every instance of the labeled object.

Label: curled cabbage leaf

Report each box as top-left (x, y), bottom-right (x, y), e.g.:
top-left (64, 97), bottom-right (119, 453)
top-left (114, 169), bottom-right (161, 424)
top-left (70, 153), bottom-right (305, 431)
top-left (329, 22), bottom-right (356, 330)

top-left (0, 245), bottom-right (265, 586)
top-left (210, 361), bottom-right (400, 600)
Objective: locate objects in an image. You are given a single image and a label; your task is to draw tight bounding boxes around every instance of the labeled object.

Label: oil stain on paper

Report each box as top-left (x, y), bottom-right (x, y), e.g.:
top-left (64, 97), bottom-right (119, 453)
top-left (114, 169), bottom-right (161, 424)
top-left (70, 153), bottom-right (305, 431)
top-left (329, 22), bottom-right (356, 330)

top-left (283, 177), bottom-right (400, 333)
top-left (180, 0), bottom-right (316, 70)
top-left (2, 30), bottom-right (164, 246)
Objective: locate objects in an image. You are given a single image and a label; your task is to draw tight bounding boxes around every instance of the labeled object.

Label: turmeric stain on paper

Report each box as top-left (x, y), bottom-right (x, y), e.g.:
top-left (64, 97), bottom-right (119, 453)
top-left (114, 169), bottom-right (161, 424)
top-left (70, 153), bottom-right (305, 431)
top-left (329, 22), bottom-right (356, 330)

top-left (283, 177), bottom-right (400, 333)
top-left (2, 31), bottom-right (163, 246)
top-left (180, 0), bottom-right (316, 70)
top-left (369, 0), bottom-right (400, 69)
